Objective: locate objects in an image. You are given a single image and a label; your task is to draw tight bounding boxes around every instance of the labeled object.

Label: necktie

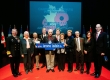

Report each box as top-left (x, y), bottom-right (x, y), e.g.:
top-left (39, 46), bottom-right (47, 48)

top-left (96, 33), bottom-right (98, 41)
top-left (76, 38), bottom-right (80, 52)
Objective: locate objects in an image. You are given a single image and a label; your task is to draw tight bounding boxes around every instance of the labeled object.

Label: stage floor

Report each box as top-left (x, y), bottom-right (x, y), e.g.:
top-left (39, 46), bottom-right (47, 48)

top-left (0, 63), bottom-right (110, 80)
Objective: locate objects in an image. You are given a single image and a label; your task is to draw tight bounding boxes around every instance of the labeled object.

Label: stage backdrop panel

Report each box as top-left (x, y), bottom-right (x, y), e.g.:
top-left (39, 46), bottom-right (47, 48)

top-left (29, 1), bottom-right (81, 34)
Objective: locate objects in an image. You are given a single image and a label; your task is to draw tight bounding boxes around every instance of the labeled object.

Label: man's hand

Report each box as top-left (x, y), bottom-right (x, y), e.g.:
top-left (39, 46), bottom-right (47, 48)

top-left (64, 43), bottom-right (68, 46)
top-left (31, 54), bottom-right (33, 57)
top-left (9, 55), bottom-right (12, 57)
top-left (39, 53), bottom-right (41, 56)
top-left (35, 46), bottom-right (37, 48)
top-left (101, 53), bottom-right (105, 56)
top-left (84, 50), bottom-right (87, 54)
top-left (21, 54), bottom-right (24, 57)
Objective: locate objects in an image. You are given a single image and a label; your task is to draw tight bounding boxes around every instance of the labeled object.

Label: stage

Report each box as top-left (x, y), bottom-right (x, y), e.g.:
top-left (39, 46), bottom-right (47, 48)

top-left (0, 63), bottom-right (110, 80)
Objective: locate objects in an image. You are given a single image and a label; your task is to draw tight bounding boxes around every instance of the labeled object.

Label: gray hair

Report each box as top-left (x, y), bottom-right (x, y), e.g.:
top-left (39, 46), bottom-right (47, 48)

top-left (48, 29), bottom-right (53, 33)
top-left (33, 32), bottom-right (37, 35)
top-left (75, 31), bottom-right (80, 34)
top-left (96, 24), bottom-right (102, 27)
top-left (24, 31), bottom-right (29, 36)
top-left (12, 29), bottom-right (17, 32)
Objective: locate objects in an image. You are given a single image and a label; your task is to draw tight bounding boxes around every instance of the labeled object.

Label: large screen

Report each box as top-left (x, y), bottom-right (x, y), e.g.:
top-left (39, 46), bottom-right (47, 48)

top-left (29, 1), bottom-right (81, 34)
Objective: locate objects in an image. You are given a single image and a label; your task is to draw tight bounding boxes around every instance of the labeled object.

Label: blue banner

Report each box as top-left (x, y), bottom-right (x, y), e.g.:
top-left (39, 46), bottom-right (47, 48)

top-left (36, 43), bottom-right (64, 50)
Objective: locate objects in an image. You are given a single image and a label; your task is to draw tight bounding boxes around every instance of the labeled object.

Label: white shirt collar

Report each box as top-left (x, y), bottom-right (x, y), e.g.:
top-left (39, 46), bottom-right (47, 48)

top-left (97, 30), bottom-right (101, 34)
top-left (24, 37), bottom-right (30, 39)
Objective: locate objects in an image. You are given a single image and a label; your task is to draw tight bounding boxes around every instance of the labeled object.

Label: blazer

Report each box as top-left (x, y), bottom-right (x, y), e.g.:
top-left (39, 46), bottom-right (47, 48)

top-left (65, 36), bottom-right (74, 53)
top-left (84, 38), bottom-right (94, 53)
top-left (20, 38), bottom-right (34, 55)
top-left (43, 35), bottom-right (58, 54)
top-left (53, 34), bottom-right (60, 41)
top-left (94, 32), bottom-right (107, 54)
top-left (39, 34), bottom-right (47, 43)
top-left (6, 36), bottom-right (20, 57)
top-left (32, 38), bottom-right (41, 55)
top-left (57, 39), bottom-right (66, 54)
top-left (74, 37), bottom-right (84, 54)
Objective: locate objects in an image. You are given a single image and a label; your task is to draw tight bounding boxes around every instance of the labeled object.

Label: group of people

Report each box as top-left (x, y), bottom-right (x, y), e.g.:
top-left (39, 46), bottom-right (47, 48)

top-left (6, 24), bottom-right (107, 78)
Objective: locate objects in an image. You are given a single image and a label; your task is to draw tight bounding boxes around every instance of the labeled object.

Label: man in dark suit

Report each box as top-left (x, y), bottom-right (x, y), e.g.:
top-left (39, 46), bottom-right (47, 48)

top-left (39, 28), bottom-right (47, 68)
top-left (53, 29), bottom-right (61, 67)
top-left (74, 31), bottom-right (84, 74)
top-left (20, 31), bottom-right (34, 74)
top-left (6, 29), bottom-right (21, 77)
top-left (43, 29), bottom-right (58, 72)
top-left (91, 24), bottom-right (107, 78)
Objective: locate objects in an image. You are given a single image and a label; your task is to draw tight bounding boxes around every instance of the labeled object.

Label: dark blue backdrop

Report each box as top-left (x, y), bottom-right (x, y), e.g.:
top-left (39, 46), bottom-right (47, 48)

top-left (29, 1), bottom-right (81, 34)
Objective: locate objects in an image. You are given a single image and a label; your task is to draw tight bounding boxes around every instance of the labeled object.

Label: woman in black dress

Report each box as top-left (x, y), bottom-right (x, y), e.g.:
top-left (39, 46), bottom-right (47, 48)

top-left (84, 31), bottom-right (94, 74)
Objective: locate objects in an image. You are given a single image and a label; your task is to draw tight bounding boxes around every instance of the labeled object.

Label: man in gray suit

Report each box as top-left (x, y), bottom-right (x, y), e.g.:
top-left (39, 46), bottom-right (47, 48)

top-left (74, 31), bottom-right (84, 74)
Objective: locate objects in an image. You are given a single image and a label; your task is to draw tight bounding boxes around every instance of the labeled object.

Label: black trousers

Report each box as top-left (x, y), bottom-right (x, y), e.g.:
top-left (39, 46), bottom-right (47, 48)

top-left (76, 51), bottom-right (84, 71)
top-left (84, 53), bottom-right (92, 72)
top-left (58, 54), bottom-right (66, 70)
top-left (23, 49), bottom-right (31, 71)
top-left (94, 53), bottom-right (103, 75)
top-left (67, 52), bottom-right (73, 71)
top-left (54, 50), bottom-right (58, 66)
top-left (40, 49), bottom-right (46, 65)
top-left (9, 56), bottom-right (20, 74)
top-left (31, 54), bottom-right (35, 69)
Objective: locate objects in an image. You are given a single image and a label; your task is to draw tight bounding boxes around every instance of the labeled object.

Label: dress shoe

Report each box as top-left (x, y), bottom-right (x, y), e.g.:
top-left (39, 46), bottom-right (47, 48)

top-left (74, 69), bottom-right (79, 71)
top-left (36, 68), bottom-right (39, 70)
top-left (13, 74), bottom-right (18, 77)
top-left (84, 70), bottom-right (89, 74)
top-left (90, 72), bottom-right (95, 76)
top-left (59, 69), bottom-right (61, 72)
top-left (46, 69), bottom-right (50, 73)
top-left (67, 70), bottom-right (72, 73)
top-left (25, 70), bottom-right (28, 74)
top-left (51, 69), bottom-right (55, 72)
top-left (17, 72), bottom-right (22, 76)
top-left (80, 70), bottom-right (84, 74)
top-left (95, 74), bottom-right (100, 78)
top-left (29, 70), bottom-right (33, 73)
top-left (62, 69), bottom-right (64, 72)
top-left (84, 70), bottom-right (87, 73)
top-left (41, 64), bottom-right (45, 68)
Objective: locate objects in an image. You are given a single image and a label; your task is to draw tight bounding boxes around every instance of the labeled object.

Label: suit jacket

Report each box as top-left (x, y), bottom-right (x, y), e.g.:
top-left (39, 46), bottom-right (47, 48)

top-left (53, 34), bottom-right (60, 41)
top-left (20, 38), bottom-right (34, 55)
top-left (74, 37), bottom-right (84, 54)
top-left (84, 38), bottom-right (94, 53)
top-left (94, 32), bottom-right (107, 54)
top-left (32, 38), bottom-right (41, 55)
top-left (65, 36), bottom-right (74, 53)
top-left (6, 36), bottom-right (20, 57)
top-left (39, 34), bottom-right (47, 53)
top-left (39, 34), bottom-right (47, 42)
top-left (43, 35), bottom-right (58, 54)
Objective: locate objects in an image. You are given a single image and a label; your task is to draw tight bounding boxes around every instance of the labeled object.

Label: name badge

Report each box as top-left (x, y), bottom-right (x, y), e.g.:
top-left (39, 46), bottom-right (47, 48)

top-left (48, 40), bottom-right (52, 44)
top-left (18, 39), bottom-right (20, 43)
top-left (36, 41), bottom-right (40, 43)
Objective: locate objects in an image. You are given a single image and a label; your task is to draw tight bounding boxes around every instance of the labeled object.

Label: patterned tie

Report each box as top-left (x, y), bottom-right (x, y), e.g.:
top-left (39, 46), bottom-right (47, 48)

top-left (76, 38), bottom-right (80, 52)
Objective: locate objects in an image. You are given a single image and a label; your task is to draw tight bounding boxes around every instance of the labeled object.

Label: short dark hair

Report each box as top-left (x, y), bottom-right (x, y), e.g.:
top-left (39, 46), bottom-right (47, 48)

top-left (67, 30), bottom-right (72, 33)
top-left (60, 33), bottom-right (65, 36)
top-left (86, 31), bottom-right (92, 37)
top-left (56, 28), bottom-right (60, 31)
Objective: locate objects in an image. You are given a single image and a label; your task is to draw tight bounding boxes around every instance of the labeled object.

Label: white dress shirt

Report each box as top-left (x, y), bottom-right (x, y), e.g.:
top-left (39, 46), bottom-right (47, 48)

top-left (76, 37), bottom-right (81, 51)
top-left (96, 30), bottom-right (101, 38)
top-left (24, 37), bottom-right (30, 49)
